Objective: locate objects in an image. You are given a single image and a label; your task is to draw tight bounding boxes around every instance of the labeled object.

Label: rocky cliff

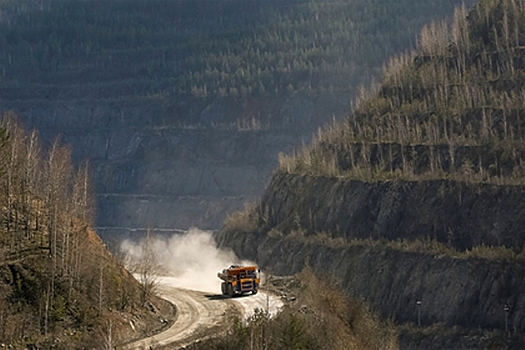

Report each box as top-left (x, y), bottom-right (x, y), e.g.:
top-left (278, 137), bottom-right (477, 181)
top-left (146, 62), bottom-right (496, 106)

top-left (258, 172), bottom-right (525, 250)
top-left (217, 229), bottom-right (525, 333)
top-left (216, 0), bottom-right (525, 345)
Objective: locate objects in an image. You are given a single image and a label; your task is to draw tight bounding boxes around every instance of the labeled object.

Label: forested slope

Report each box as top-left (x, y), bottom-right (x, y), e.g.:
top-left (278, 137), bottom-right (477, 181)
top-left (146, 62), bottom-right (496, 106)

top-left (280, 0), bottom-right (525, 181)
top-left (218, 0), bottom-right (525, 347)
top-left (0, 115), bottom-right (173, 348)
top-left (0, 0), bottom-right (476, 100)
top-left (0, 0), bottom-right (476, 240)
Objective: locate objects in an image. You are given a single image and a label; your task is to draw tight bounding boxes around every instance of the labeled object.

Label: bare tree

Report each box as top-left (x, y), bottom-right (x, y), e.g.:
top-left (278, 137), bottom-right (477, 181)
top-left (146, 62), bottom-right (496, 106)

top-left (42, 139), bottom-right (73, 332)
top-left (136, 228), bottom-right (160, 307)
top-left (72, 160), bottom-right (94, 225)
top-left (24, 130), bottom-right (42, 239)
top-left (96, 318), bottom-right (120, 350)
top-left (1, 115), bottom-right (26, 241)
top-left (67, 161), bottom-right (94, 296)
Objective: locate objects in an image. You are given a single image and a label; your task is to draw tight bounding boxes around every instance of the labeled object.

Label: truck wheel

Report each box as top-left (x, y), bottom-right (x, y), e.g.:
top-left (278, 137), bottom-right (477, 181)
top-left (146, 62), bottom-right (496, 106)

top-left (221, 283), bottom-right (227, 295)
top-left (227, 284), bottom-right (234, 297)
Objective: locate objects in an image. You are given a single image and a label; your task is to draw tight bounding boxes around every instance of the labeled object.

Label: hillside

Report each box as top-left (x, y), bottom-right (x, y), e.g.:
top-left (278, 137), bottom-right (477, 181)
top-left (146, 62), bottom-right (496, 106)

top-left (0, 115), bottom-right (174, 348)
top-left (0, 0), bottom-right (476, 242)
top-left (280, 1), bottom-right (525, 182)
top-left (218, 0), bottom-right (525, 348)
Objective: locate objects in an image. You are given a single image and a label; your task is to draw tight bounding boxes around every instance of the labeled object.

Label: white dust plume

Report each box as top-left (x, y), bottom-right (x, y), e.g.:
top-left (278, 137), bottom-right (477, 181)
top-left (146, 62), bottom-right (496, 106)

top-left (120, 228), bottom-right (253, 293)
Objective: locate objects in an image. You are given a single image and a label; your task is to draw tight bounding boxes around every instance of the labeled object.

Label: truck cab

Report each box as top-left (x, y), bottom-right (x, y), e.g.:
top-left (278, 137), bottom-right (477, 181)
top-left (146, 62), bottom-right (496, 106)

top-left (217, 265), bottom-right (260, 297)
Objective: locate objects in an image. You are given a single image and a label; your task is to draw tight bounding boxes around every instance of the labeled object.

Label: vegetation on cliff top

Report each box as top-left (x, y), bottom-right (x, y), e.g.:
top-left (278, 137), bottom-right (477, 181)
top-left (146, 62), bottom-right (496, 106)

top-left (0, 114), bottom-right (172, 348)
top-left (280, 0), bottom-right (525, 184)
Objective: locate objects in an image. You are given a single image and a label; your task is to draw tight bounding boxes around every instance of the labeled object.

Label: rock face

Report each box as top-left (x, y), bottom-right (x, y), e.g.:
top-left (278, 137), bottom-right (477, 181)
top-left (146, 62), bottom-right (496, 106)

top-left (259, 173), bottom-right (525, 250)
top-left (216, 172), bottom-right (525, 333)
top-left (216, 230), bottom-right (525, 333)
top-left (2, 94), bottom-right (348, 241)
top-left (215, 0), bottom-right (525, 343)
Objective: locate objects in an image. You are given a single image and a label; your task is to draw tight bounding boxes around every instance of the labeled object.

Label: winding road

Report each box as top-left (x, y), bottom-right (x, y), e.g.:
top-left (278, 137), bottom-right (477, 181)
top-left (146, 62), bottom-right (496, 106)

top-left (122, 279), bottom-right (283, 349)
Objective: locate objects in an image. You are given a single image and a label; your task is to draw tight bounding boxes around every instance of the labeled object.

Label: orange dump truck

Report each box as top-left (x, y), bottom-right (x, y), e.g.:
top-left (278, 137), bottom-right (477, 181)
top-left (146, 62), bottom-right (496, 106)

top-left (218, 265), bottom-right (260, 297)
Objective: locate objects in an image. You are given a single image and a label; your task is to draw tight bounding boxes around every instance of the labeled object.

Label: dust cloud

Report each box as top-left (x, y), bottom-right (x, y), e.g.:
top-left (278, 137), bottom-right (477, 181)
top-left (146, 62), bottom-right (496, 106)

top-left (120, 228), bottom-right (252, 293)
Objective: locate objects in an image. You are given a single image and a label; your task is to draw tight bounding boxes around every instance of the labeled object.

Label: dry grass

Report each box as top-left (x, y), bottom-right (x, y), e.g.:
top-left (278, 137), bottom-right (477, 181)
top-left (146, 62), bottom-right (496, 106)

top-left (464, 244), bottom-right (525, 261)
top-left (223, 202), bottom-right (260, 233)
top-left (297, 268), bottom-right (399, 350)
top-left (268, 227), bottom-right (525, 263)
top-left (357, 237), bottom-right (525, 262)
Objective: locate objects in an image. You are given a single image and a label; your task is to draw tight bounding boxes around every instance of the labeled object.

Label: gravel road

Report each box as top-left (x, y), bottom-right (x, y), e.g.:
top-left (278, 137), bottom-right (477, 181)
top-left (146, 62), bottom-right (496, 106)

top-left (121, 278), bottom-right (282, 349)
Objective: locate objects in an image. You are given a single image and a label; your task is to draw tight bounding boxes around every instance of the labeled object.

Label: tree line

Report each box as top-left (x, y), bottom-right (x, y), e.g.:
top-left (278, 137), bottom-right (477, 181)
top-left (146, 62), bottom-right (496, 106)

top-left (0, 0), bottom-right (476, 101)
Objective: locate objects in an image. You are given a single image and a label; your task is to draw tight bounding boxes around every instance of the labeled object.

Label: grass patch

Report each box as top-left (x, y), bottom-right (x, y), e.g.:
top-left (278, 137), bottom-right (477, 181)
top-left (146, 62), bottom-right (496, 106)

top-left (272, 230), bottom-right (525, 263)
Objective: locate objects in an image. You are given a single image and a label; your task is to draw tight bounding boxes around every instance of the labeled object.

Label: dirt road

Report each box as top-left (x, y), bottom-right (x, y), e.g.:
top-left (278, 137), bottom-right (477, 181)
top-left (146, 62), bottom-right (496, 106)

top-left (122, 281), bottom-right (282, 349)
